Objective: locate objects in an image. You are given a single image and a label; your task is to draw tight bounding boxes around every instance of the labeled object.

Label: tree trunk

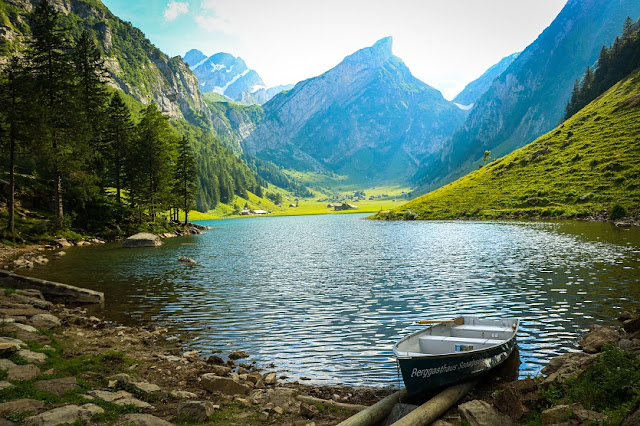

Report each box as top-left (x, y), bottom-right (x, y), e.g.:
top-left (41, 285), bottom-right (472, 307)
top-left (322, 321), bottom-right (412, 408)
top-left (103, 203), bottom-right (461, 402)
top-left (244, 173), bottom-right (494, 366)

top-left (8, 134), bottom-right (15, 238)
top-left (337, 389), bottom-right (408, 426)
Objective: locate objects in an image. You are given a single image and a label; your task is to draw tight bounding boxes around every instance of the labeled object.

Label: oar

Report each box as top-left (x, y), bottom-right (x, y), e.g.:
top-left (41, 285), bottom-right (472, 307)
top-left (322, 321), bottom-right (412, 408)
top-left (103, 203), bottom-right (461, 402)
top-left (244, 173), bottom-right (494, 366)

top-left (416, 317), bottom-right (464, 325)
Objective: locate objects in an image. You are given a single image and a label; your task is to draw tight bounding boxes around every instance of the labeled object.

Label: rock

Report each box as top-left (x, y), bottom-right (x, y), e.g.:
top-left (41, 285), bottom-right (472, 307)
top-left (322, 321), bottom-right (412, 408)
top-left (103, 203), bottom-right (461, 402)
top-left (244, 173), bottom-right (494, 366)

top-left (541, 352), bottom-right (598, 384)
top-left (246, 372), bottom-right (262, 384)
top-left (35, 377), bottom-right (79, 397)
top-left (578, 324), bottom-right (620, 353)
top-left (494, 386), bottom-right (527, 420)
top-left (109, 373), bottom-right (132, 384)
top-left (18, 349), bottom-right (47, 364)
top-left (459, 400), bottom-right (514, 426)
top-left (209, 365), bottom-right (231, 376)
top-left (207, 355), bottom-right (225, 365)
top-left (299, 402), bottom-right (319, 419)
top-left (11, 323), bottom-right (38, 333)
top-left (178, 256), bottom-right (197, 264)
top-left (7, 364), bottom-right (40, 381)
top-left (54, 251), bottom-right (66, 257)
top-left (619, 311), bottom-right (633, 322)
top-left (623, 401), bottom-right (640, 426)
top-left (29, 313), bottom-right (61, 330)
top-left (54, 238), bottom-right (72, 248)
top-left (120, 414), bottom-right (174, 425)
top-left (0, 398), bottom-right (45, 416)
top-left (229, 350), bottom-right (249, 360)
top-left (87, 389), bottom-right (153, 409)
top-left (122, 233), bottom-right (163, 248)
top-left (170, 390), bottom-right (198, 399)
top-left (132, 381), bottom-right (162, 395)
top-left (260, 411), bottom-right (269, 421)
top-left (264, 372), bottom-right (277, 385)
top-left (16, 331), bottom-right (51, 345)
top-left (201, 374), bottom-right (250, 395)
top-left (0, 381), bottom-right (14, 391)
top-left (177, 401), bottom-right (217, 422)
top-left (252, 387), bottom-right (299, 411)
top-left (14, 258), bottom-right (34, 268)
top-left (382, 403), bottom-right (419, 425)
top-left (0, 342), bottom-right (20, 355)
top-left (573, 407), bottom-right (606, 424)
top-left (0, 359), bottom-right (16, 371)
top-left (541, 403), bottom-right (582, 425)
top-left (23, 403), bottom-right (104, 425)
top-left (624, 317), bottom-right (640, 334)
top-left (33, 256), bottom-right (49, 265)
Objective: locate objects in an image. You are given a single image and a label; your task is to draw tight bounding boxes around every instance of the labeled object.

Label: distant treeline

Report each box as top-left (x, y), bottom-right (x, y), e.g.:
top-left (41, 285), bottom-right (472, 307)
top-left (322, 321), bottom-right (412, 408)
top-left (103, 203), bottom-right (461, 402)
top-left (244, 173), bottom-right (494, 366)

top-left (0, 0), bottom-right (262, 236)
top-left (564, 17), bottom-right (640, 120)
top-left (240, 154), bottom-right (313, 198)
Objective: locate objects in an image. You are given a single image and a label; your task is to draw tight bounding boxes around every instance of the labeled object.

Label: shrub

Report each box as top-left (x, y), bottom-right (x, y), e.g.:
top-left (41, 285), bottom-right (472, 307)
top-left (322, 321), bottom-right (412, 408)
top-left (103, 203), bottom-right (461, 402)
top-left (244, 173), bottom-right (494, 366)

top-left (610, 203), bottom-right (627, 220)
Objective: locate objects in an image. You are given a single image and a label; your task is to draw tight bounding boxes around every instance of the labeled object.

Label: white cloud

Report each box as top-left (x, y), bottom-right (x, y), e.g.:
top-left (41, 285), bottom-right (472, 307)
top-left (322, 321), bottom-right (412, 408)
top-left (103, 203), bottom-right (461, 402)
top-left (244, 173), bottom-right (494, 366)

top-left (164, 1), bottom-right (189, 22)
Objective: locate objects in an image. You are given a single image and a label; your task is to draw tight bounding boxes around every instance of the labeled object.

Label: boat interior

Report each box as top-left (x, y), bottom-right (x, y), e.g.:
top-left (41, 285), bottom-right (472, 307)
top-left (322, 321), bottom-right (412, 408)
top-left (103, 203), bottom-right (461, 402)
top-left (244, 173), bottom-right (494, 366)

top-left (395, 316), bottom-right (519, 357)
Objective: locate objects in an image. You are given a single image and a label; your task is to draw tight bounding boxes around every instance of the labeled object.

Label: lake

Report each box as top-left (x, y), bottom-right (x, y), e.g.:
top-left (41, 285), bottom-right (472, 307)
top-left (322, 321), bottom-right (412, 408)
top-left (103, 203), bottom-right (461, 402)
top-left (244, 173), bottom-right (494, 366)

top-left (22, 214), bottom-right (640, 387)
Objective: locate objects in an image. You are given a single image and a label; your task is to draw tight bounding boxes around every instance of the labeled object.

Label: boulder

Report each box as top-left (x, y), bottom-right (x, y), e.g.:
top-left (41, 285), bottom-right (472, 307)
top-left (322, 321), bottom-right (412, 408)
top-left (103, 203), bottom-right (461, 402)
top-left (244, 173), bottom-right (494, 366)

top-left (54, 251), bottom-right (66, 257)
top-left (178, 256), bottom-right (197, 264)
top-left (35, 377), bottom-right (79, 396)
top-left (170, 390), bottom-right (198, 399)
top-left (7, 364), bottom-right (40, 381)
top-left (0, 342), bottom-right (20, 356)
top-left (177, 401), bottom-right (217, 422)
top-left (206, 355), bottom-right (225, 365)
top-left (541, 403), bottom-right (582, 425)
top-left (53, 238), bottom-right (72, 248)
top-left (578, 324), bottom-right (620, 353)
top-left (23, 403), bottom-right (104, 425)
top-left (0, 398), bottom-right (44, 416)
top-left (623, 317), bottom-right (640, 334)
top-left (132, 381), bottom-right (162, 395)
top-left (299, 402), bottom-right (319, 419)
top-left (229, 350), bottom-right (249, 360)
top-left (122, 233), bottom-right (163, 248)
top-left (201, 374), bottom-right (250, 395)
top-left (209, 365), bottom-right (231, 376)
top-left (11, 323), bottom-right (38, 333)
top-left (541, 352), bottom-right (597, 384)
top-left (29, 313), bottom-right (61, 330)
top-left (264, 372), bottom-right (277, 385)
top-left (493, 386), bottom-right (527, 420)
top-left (459, 400), bottom-right (514, 426)
top-left (87, 389), bottom-right (153, 409)
top-left (119, 413), bottom-right (174, 425)
top-left (18, 349), bottom-right (47, 364)
top-left (14, 258), bottom-right (34, 269)
top-left (623, 401), bottom-right (640, 426)
top-left (0, 359), bottom-right (16, 371)
top-left (0, 381), bottom-right (14, 391)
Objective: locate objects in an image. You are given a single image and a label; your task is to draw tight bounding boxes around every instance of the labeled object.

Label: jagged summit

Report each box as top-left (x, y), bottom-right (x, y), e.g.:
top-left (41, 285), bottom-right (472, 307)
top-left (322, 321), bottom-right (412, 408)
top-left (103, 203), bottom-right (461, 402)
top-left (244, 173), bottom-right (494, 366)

top-left (343, 36), bottom-right (394, 68)
top-left (183, 49), bottom-right (207, 68)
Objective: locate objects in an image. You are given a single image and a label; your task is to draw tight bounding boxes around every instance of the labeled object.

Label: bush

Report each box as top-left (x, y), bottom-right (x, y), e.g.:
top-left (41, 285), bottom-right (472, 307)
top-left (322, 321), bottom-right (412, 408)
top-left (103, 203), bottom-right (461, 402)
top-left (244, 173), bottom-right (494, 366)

top-left (610, 203), bottom-right (627, 220)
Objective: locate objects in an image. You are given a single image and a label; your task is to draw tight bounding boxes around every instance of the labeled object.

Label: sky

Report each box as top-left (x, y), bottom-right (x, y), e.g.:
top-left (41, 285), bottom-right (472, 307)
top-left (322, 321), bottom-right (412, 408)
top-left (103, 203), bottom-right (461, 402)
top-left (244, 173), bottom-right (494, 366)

top-left (102, 0), bottom-right (568, 100)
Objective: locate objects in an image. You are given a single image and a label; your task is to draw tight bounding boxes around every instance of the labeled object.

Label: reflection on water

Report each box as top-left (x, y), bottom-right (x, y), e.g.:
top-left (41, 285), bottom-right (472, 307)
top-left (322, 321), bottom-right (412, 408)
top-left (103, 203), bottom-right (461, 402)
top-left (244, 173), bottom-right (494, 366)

top-left (23, 215), bottom-right (640, 387)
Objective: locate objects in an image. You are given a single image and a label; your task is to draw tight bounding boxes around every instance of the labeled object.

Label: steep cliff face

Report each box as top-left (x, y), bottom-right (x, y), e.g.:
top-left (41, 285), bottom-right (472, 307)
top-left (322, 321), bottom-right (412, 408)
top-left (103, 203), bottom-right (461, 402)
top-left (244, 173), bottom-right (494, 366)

top-left (241, 37), bottom-right (467, 182)
top-left (1, 0), bottom-right (210, 120)
top-left (453, 52), bottom-right (520, 108)
top-left (414, 0), bottom-right (640, 190)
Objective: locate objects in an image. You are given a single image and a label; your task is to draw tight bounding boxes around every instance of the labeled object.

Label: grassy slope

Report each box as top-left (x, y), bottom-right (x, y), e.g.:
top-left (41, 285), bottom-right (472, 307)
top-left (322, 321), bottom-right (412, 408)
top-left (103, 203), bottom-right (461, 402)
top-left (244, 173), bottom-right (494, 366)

top-left (380, 68), bottom-right (640, 220)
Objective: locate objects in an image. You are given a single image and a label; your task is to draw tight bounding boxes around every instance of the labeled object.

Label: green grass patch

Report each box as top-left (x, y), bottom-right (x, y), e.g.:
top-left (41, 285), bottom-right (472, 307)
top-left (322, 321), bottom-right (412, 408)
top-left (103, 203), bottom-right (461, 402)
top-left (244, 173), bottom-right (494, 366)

top-left (378, 68), bottom-right (640, 221)
top-left (205, 401), bottom-right (261, 425)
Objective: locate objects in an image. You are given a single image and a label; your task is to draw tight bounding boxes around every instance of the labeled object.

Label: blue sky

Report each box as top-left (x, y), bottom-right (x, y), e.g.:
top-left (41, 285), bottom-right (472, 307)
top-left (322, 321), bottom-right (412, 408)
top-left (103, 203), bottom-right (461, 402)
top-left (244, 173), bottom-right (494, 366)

top-left (102, 0), bottom-right (568, 99)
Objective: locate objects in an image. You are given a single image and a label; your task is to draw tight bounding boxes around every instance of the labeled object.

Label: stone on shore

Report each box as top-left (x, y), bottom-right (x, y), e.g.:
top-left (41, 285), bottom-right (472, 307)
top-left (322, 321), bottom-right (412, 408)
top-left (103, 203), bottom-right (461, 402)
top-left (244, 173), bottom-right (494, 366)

top-left (122, 233), bottom-right (163, 248)
top-left (170, 390), bottom-right (198, 399)
top-left (23, 403), bottom-right (104, 425)
top-left (7, 364), bottom-right (40, 381)
top-left (459, 400), bottom-right (514, 426)
top-left (87, 389), bottom-right (153, 409)
top-left (0, 342), bottom-right (20, 356)
top-left (541, 403), bottom-right (582, 425)
top-left (178, 256), bottom-right (197, 264)
top-left (0, 359), bottom-right (16, 371)
top-left (132, 381), bottom-right (162, 395)
top-left (0, 399), bottom-right (45, 416)
top-left (493, 386), bottom-right (528, 420)
top-left (541, 352), bottom-right (597, 384)
top-left (120, 413), bottom-right (174, 425)
top-left (229, 350), bottom-right (249, 360)
top-left (0, 381), bottom-right (14, 391)
top-left (18, 349), bottom-right (47, 364)
top-left (54, 238), bottom-right (73, 248)
top-left (623, 316), bottom-right (640, 334)
top-left (264, 372), bottom-right (277, 385)
top-left (208, 365), bottom-right (231, 376)
top-left (578, 324), bottom-right (620, 353)
top-left (177, 401), bottom-right (217, 422)
top-left (29, 313), bottom-right (61, 330)
top-left (11, 323), bottom-right (38, 333)
top-left (201, 374), bottom-right (250, 395)
top-left (35, 377), bottom-right (79, 397)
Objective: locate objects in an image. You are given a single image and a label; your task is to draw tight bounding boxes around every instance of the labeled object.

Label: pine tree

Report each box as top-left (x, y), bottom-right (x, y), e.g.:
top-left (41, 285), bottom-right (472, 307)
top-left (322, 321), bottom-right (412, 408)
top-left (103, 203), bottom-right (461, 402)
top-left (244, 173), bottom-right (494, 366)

top-left (622, 16), bottom-right (634, 39)
top-left (104, 92), bottom-right (134, 205)
top-left (173, 136), bottom-right (197, 226)
top-left (28, 0), bottom-right (76, 225)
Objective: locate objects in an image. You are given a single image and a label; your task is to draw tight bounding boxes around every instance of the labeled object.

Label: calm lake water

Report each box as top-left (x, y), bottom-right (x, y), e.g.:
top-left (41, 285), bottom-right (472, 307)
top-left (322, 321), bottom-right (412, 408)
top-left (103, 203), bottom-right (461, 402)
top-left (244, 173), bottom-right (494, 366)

top-left (23, 214), bottom-right (640, 387)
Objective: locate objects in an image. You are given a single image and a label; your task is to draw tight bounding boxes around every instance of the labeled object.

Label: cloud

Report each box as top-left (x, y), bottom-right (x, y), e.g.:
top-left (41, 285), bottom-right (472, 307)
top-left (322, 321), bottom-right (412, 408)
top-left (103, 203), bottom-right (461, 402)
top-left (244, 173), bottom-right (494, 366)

top-left (194, 0), bottom-right (236, 34)
top-left (164, 1), bottom-right (189, 21)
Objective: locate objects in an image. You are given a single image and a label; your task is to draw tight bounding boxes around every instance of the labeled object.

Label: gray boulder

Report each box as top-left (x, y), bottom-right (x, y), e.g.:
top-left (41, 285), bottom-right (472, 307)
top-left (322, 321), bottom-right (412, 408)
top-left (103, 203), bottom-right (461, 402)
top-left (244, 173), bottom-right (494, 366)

top-left (122, 233), bottom-right (163, 248)
top-left (119, 413), bottom-right (175, 425)
top-left (177, 401), bottom-right (217, 422)
top-left (201, 374), bottom-right (250, 395)
top-left (23, 403), bottom-right (103, 425)
top-left (578, 325), bottom-right (620, 353)
top-left (459, 400), bottom-right (514, 426)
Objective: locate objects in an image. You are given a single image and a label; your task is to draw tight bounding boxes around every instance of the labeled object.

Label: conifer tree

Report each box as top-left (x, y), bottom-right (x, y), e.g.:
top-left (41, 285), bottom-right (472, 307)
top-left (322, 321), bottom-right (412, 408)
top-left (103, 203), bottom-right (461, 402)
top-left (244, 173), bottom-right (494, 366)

top-left (104, 92), bottom-right (134, 205)
top-left (173, 136), bottom-right (197, 226)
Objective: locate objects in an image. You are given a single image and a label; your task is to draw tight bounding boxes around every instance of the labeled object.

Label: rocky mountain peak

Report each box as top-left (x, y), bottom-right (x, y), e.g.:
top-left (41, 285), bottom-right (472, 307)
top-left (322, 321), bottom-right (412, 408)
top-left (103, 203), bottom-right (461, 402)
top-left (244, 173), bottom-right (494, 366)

top-left (183, 49), bottom-right (207, 67)
top-left (343, 36), bottom-right (394, 68)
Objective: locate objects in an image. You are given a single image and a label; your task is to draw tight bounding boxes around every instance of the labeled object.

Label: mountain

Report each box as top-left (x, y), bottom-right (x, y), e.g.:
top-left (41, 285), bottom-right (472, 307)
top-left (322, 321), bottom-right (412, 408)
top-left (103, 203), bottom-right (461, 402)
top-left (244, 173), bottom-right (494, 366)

top-left (240, 37), bottom-right (468, 182)
top-left (452, 52), bottom-right (520, 108)
top-left (238, 84), bottom-right (295, 105)
top-left (183, 48), bottom-right (207, 68)
top-left (413, 0), bottom-right (640, 191)
top-left (380, 66), bottom-right (640, 220)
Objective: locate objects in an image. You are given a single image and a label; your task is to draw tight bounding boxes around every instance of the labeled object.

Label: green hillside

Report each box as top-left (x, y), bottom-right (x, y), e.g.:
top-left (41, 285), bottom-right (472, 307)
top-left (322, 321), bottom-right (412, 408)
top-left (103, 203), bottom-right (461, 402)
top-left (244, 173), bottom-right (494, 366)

top-left (377, 68), bottom-right (640, 221)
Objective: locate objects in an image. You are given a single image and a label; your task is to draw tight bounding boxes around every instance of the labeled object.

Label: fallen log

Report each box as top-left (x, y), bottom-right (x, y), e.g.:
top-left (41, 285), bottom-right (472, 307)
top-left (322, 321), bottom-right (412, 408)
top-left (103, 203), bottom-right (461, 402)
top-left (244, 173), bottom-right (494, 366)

top-left (296, 395), bottom-right (367, 412)
top-left (391, 380), bottom-right (476, 426)
top-left (336, 388), bottom-right (408, 426)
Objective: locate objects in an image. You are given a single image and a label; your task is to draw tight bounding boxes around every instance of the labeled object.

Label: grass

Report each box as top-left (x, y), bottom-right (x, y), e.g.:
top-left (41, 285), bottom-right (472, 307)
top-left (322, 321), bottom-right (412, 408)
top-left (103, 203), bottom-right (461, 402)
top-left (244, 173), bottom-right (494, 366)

top-left (376, 67), bottom-right (640, 221)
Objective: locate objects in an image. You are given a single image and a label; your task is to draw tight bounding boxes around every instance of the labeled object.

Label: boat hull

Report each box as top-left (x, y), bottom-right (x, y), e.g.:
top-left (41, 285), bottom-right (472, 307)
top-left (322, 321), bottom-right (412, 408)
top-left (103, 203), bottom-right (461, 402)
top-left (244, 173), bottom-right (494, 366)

top-left (396, 337), bottom-right (516, 395)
